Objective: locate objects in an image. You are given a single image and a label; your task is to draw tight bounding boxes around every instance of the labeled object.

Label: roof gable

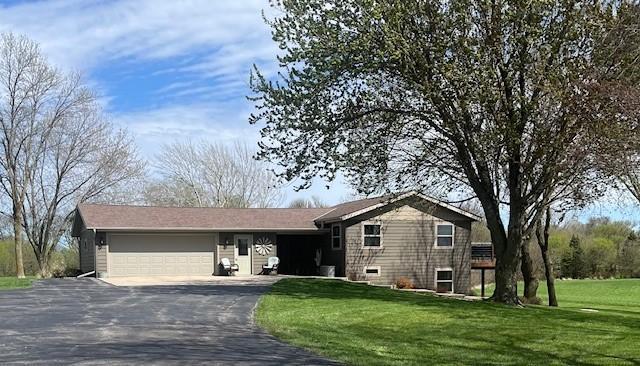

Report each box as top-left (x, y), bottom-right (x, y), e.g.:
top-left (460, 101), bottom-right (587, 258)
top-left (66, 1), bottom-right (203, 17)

top-left (314, 191), bottom-right (480, 223)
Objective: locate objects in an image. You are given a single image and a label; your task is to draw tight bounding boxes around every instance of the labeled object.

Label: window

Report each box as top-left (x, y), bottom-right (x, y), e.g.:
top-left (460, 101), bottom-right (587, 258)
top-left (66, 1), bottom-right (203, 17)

top-left (331, 224), bottom-right (342, 250)
top-left (238, 239), bottom-right (249, 256)
top-left (363, 266), bottom-right (380, 276)
top-left (362, 222), bottom-right (382, 247)
top-left (436, 269), bottom-right (454, 293)
top-left (435, 223), bottom-right (454, 247)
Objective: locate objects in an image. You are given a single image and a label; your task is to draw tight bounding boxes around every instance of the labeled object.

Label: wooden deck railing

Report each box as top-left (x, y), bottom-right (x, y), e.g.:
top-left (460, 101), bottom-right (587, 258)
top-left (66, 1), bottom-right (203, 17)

top-left (471, 242), bottom-right (496, 269)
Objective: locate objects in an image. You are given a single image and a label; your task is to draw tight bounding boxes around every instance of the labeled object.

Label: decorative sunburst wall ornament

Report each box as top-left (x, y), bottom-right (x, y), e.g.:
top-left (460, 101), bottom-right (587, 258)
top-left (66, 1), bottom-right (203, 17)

top-left (255, 237), bottom-right (273, 256)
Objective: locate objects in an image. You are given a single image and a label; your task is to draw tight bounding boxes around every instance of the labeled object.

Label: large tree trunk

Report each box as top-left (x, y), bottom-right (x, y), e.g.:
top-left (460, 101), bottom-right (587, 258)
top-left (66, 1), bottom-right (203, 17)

top-left (521, 239), bottom-right (539, 302)
top-left (34, 247), bottom-right (50, 278)
top-left (537, 208), bottom-right (558, 306)
top-left (13, 206), bottom-right (25, 278)
top-left (479, 197), bottom-right (521, 305)
top-left (540, 246), bottom-right (558, 306)
top-left (494, 256), bottom-right (520, 304)
top-left (490, 144), bottom-right (525, 305)
top-left (493, 236), bottom-right (522, 305)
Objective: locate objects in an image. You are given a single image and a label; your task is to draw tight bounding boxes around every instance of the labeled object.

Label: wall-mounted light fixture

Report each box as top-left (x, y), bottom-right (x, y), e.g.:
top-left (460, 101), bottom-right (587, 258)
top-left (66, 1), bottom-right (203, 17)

top-left (97, 232), bottom-right (106, 249)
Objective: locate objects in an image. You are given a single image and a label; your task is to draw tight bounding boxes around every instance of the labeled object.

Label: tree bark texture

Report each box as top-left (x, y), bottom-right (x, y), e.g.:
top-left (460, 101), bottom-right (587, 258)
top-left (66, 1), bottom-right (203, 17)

top-left (521, 239), bottom-right (540, 301)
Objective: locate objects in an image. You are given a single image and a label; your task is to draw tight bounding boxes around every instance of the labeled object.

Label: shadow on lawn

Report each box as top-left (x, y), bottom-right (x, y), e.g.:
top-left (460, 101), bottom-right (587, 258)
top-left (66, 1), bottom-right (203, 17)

top-left (265, 279), bottom-right (640, 365)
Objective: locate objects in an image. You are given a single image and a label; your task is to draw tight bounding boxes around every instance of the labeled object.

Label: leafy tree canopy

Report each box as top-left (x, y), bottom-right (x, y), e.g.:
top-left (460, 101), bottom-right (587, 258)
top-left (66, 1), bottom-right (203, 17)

top-left (250, 0), bottom-right (640, 303)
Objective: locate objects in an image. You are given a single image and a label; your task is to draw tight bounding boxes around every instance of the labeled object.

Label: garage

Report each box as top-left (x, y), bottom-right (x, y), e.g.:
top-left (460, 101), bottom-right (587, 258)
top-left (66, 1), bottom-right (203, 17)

top-left (108, 233), bottom-right (215, 276)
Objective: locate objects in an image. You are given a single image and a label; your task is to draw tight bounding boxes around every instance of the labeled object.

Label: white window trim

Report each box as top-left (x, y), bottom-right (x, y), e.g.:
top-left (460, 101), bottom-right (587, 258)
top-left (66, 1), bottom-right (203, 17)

top-left (331, 223), bottom-right (342, 250)
top-left (363, 266), bottom-right (381, 276)
top-left (435, 267), bottom-right (454, 293)
top-left (361, 221), bottom-right (383, 249)
top-left (434, 221), bottom-right (455, 248)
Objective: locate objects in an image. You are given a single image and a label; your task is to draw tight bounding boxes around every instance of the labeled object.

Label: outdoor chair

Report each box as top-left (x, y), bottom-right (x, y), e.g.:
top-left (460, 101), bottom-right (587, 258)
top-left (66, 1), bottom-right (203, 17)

top-left (262, 256), bottom-right (280, 275)
top-left (220, 257), bottom-right (239, 276)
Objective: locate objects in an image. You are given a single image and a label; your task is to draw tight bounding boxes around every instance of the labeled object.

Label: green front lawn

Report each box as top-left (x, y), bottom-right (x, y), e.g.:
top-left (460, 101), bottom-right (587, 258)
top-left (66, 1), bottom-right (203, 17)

top-left (478, 279), bottom-right (640, 314)
top-left (0, 276), bottom-right (35, 290)
top-left (257, 279), bottom-right (640, 365)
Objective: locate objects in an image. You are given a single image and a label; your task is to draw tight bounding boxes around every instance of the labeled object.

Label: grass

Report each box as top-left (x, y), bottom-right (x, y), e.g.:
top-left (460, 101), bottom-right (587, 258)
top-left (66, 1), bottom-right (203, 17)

top-left (477, 279), bottom-right (640, 315)
top-left (0, 276), bottom-right (35, 290)
top-left (256, 278), bottom-right (640, 365)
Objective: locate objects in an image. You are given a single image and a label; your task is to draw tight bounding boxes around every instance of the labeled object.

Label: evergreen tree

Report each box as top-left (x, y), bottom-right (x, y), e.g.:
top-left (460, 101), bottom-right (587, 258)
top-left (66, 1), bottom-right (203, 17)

top-left (563, 235), bottom-right (586, 279)
top-left (619, 232), bottom-right (640, 278)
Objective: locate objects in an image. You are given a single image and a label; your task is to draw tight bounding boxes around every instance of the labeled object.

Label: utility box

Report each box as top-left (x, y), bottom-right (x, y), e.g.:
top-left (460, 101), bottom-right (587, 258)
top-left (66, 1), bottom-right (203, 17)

top-left (319, 265), bottom-right (335, 277)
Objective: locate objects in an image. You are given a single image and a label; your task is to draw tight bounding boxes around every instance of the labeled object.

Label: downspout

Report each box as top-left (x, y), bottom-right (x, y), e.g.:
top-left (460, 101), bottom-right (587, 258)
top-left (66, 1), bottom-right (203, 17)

top-left (93, 229), bottom-right (97, 275)
top-left (78, 235), bottom-right (82, 272)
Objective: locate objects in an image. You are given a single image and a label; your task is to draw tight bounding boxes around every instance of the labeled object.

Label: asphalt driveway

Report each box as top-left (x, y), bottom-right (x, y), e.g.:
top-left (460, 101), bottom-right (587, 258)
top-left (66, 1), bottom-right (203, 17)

top-left (0, 278), bottom-right (338, 365)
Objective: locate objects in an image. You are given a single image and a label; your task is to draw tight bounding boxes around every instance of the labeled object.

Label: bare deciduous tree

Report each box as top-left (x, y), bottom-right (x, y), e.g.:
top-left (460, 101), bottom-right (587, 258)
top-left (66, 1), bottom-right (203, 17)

top-left (288, 196), bottom-right (328, 208)
top-left (145, 141), bottom-right (283, 208)
top-left (0, 33), bottom-right (143, 277)
top-left (0, 33), bottom-right (89, 277)
top-left (22, 113), bottom-right (142, 276)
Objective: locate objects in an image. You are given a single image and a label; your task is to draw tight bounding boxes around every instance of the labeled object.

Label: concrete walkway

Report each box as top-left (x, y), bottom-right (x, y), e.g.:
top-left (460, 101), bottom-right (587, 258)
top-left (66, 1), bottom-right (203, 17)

top-left (0, 278), bottom-right (339, 365)
top-left (101, 275), bottom-right (281, 287)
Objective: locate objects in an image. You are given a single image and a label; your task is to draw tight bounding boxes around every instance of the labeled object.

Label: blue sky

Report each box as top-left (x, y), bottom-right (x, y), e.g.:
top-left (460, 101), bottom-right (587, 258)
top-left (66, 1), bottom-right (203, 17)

top-left (0, 0), bottom-right (352, 205)
top-left (0, 0), bottom-right (637, 221)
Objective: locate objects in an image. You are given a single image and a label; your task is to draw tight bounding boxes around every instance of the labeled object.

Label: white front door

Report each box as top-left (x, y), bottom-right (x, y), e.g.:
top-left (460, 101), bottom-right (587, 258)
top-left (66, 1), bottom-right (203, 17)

top-left (234, 234), bottom-right (252, 275)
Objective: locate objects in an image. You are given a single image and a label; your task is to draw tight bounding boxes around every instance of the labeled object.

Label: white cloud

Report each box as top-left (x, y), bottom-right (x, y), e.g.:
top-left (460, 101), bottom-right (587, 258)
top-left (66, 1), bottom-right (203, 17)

top-left (0, 0), bottom-right (277, 100)
top-left (112, 103), bottom-right (260, 158)
top-left (0, 0), bottom-right (352, 203)
top-left (0, 0), bottom-right (273, 69)
top-left (0, 0), bottom-right (278, 156)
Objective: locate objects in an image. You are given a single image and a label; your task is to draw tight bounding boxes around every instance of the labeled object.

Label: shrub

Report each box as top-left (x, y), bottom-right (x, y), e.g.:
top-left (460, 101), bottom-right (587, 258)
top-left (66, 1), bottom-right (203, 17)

top-left (396, 277), bottom-right (414, 289)
top-left (51, 267), bottom-right (81, 278)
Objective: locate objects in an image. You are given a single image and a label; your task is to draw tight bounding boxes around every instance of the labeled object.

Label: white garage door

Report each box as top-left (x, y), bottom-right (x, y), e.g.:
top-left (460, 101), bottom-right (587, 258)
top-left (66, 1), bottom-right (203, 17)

top-left (109, 234), bottom-right (215, 276)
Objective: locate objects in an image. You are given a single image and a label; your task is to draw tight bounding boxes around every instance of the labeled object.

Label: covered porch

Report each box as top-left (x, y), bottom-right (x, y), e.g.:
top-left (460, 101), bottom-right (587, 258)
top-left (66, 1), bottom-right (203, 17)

top-left (276, 232), bottom-right (344, 276)
top-left (217, 231), bottom-right (340, 277)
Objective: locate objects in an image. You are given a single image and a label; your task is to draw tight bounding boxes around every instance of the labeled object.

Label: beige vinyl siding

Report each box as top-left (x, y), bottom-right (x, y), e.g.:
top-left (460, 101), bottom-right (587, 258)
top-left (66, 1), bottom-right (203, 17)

top-left (217, 232), bottom-right (278, 275)
top-left (377, 205), bottom-right (437, 221)
top-left (321, 225), bottom-right (345, 276)
top-left (251, 232), bottom-right (277, 275)
top-left (217, 232), bottom-right (236, 274)
top-left (344, 201), bottom-right (472, 294)
top-left (79, 227), bottom-right (95, 273)
top-left (96, 240), bottom-right (108, 274)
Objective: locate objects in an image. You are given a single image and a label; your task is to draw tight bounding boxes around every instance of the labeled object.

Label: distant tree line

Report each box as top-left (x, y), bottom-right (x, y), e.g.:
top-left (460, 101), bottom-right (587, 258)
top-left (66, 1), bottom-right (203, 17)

top-left (475, 216), bottom-right (640, 287)
top-left (550, 218), bottom-right (640, 280)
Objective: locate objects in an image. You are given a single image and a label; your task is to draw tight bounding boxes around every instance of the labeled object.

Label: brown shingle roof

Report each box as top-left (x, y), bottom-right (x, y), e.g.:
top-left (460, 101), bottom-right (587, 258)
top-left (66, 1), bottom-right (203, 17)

top-left (77, 204), bottom-right (331, 231)
top-left (313, 193), bottom-right (398, 222)
top-left (75, 192), bottom-right (479, 233)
